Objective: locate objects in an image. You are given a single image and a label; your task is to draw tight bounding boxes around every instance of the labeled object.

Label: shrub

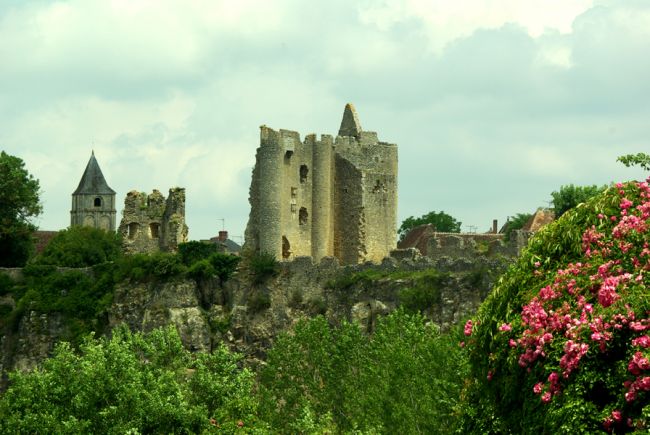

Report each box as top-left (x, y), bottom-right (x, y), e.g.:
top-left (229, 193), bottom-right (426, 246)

top-left (460, 179), bottom-right (650, 433)
top-left (0, 273), bottom-right (14, 296)
top-left (249, 252), bottom-right (279, 284)
top-left (305, 296), bottom-right (327, 315)
top-left (33, 226), bottom-right (122, 267)
top-left (177, 241), bottom-right (218, 266)
top-left (208, 253), bottom-right (240, 283)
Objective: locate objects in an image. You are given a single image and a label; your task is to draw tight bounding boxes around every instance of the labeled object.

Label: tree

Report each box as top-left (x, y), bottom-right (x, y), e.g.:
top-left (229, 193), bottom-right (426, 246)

top-left (0, 151), bottom-right (42, 266)
top-left (0, 326), bottom-right (263, 433)
top-left (398, 210), bottom-right (461, 241)
top-left (33, 225), bottom-right (122, 267)
top-left (504, 212), bottom-right (532, 241)
top-left (618, 152), bottom-right (650, 171)
top-left (550, 184), bottom-right (605, 218)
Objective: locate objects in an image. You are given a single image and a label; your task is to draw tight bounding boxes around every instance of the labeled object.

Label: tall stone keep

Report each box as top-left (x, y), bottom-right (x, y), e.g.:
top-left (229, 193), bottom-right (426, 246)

top-left (244, 104), bottom-right (398, 264)
top-left (71, 151), bottom-right (117, 231)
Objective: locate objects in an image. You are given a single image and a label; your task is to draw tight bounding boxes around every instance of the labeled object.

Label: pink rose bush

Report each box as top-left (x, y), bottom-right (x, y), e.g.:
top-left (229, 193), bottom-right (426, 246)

top-left (460, 179), bottom-right (650, 433)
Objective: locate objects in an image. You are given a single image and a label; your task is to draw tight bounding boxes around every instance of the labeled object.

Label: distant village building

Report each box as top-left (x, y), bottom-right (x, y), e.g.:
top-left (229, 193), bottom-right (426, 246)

top-left (70, 151), bottom-right (117, 231)
top-left (243, 104), bottom-right (398, 264)
top-left (118, 188), bottom-right (188, 254)
top-left (203, 231), bottom-right (242, 255)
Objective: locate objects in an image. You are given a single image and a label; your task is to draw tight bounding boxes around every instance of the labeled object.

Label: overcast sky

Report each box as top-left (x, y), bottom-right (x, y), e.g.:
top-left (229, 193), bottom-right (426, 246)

top-left (1, 0), bottom-right (649, 242)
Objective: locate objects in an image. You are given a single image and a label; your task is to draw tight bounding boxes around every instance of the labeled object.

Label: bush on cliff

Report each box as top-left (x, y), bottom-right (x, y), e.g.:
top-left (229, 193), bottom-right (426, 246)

top-left (459, 178), bottom-right (650, 433)
top-left (33, 226), bottom-right (122, 268)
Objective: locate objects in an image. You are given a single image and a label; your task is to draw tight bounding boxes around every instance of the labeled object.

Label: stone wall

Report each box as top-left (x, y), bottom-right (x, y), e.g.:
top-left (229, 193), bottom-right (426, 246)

top-left (244, 104), bottom-right (398, 265)
top-left (118, 188), bottom-right (188, 254)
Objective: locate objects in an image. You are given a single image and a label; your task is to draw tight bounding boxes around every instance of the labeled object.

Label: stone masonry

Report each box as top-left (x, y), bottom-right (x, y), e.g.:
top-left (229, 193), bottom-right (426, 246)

top-left (118, 188), bottom-right (188, 254)
top-left (244, 104), bottom-right (398, 264)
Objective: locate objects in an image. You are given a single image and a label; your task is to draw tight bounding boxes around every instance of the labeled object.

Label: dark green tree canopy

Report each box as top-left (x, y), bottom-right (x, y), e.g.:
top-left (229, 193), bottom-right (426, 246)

top-left (398, 210), bottom-right (461, 241)
top-left (0, 151), bottom-right (42, 266)
top-left (33, 226), bottom-right (122, 268)
top-left (550, 184), bottom-right (605, 218)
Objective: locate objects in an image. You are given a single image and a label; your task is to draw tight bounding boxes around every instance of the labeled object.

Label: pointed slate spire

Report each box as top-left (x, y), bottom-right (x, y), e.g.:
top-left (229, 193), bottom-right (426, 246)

top-left (73, 151), bottom-right (116, 195)
top-left (338, 103), bottom-right (362, 137)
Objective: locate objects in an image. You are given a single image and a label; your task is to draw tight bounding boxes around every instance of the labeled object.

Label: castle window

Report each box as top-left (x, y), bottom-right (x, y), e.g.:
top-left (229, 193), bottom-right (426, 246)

top-left (149, 223), bottom-right (160, 239)
top-left (128, 223), bottom-right (139, 239)
top-left (94, 197), bottom-right (102, 207)
top-left (300, 165), bottom-right (308, 183)
top-left (282, 236), bottom-right (291, 259)
top-left (299, 207), bottom-right (308, 225)
top-left (284, 150), bottom-right (293, 163)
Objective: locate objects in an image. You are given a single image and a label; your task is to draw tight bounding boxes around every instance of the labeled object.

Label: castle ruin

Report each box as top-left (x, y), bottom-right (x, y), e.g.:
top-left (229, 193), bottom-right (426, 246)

top-left (244, 104), bottom-right (398, 264)
top-left (118, 188), bottom-right (188, 254)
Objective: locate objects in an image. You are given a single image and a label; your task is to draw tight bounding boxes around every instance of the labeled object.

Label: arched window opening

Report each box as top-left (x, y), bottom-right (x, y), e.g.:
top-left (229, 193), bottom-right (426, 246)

top-left (94, 197), bottom-right (102, 207)
top-left (149, 223), bottom-right (160, 239)
top-left (282, 236), bottom-right (291, 259)
top-left (300, 165), bottom-right (309, 183)
top-left (299, 207), bottom-right (308, 226)
top-left (128, 223), bottom-right (139, 240)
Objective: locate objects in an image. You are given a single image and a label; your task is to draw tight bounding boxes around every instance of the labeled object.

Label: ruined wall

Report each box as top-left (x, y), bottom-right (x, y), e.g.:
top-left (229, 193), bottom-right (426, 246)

top-left (119, 188), bottom-right (188, 254)
top-left (244, 104), bottom-right (398, 265)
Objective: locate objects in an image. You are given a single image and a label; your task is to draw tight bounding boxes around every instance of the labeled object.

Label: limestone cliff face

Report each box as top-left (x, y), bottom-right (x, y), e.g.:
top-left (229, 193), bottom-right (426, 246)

top-left (0, 255), bottom-right (508, 379)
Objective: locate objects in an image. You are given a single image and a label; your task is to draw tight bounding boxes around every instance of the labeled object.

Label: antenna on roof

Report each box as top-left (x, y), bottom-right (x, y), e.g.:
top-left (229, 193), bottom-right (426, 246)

top-left (217, 218), bottom-right (225, 231)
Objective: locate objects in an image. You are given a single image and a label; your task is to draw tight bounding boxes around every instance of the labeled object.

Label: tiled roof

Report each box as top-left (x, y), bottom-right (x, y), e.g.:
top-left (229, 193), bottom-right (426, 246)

top-left (73, 152), bottom-right (116, 195)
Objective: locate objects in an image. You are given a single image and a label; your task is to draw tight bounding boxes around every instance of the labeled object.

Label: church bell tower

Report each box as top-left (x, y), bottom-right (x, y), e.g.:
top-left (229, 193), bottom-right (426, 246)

top-left (70, 151), bottom-right (117, 231)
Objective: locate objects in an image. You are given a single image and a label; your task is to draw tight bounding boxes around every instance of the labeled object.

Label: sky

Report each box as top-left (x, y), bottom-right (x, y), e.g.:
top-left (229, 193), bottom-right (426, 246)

top-left (1, 0), bottom-right (649, 242)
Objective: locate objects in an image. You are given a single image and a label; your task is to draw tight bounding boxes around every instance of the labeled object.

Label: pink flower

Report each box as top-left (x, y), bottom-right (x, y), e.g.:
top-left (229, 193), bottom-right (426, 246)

top-left (541, 391), bottom-right (552, 403)
top-left (459, 341), bottom-right (465, 348)
top-left (499, 323), bottom-right (512, 332)
top-left (632, 335), bottom-right (650, 348)
top-left (533, 382), bottom-right (543, 394)
top-left (612, 410), bottom-right (622, 422)
top-left (464, 320), bottom-right (473, 336)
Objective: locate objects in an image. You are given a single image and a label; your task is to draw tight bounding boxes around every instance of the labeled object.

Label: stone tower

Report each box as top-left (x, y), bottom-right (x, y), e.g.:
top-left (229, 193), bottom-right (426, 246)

top-left (244, 103), bottom-right (398, 264)
top-left (70, 151), bottom-right (117, 231)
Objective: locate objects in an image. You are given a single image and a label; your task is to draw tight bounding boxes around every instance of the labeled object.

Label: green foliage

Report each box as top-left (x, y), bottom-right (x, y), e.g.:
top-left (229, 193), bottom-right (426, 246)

top-left (0, 151), bottom-right (42, 266)
top-left (114, 252), bottom-right (187, 282)
top-left (550, 184), bottom-right (606, 218)
top-left (186, 252), bottom-right (240, 284)
top-left (504, 212), bottom-right (533, 241)
top-left (460, 181), bottom-right (650, 433)
top-left (177, 240), bottom-right (219, 266)
top-left (0, 326), bottom-right (263, 433)
top-left (33, 226), bottom-right (122, 267)
top-left (618, 152), bottom-right (650, 171)
top-left (398, 210), bottom-right (462, 241)
top-left (249, 252), bottom-right (279, 284)
top-left (0, 273), bottom-right (15, 296)
top-left (259, 310), bottom-right (468, 433)
top-left (398, 269), bottom-right (446, 313)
